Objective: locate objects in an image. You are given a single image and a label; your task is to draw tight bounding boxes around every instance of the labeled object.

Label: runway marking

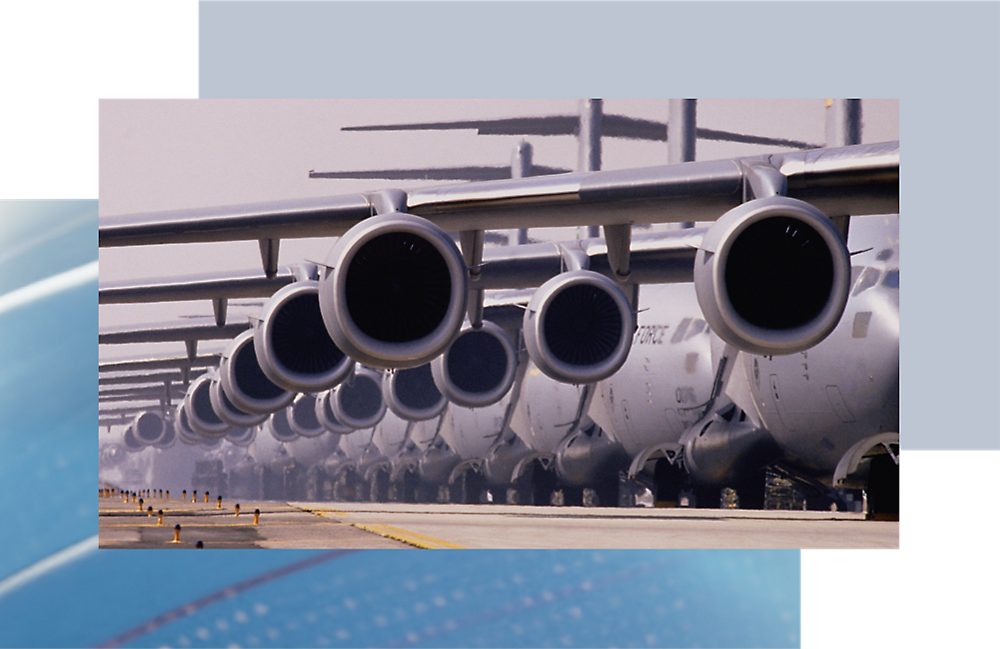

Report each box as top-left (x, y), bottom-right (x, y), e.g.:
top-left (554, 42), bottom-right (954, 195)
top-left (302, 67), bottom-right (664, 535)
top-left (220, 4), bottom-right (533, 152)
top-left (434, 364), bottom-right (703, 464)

top-left (305, 508), bottom-right (464, 548)
top-left (352, 523), bottom-right (466, 550)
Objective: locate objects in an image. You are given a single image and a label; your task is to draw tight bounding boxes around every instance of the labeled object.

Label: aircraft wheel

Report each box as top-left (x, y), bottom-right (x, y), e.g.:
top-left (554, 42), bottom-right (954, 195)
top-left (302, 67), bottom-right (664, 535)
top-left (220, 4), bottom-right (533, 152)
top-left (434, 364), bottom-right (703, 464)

top-left (730, 469), bottom-right (767, 509)
top-left (866, 453), bottom-right (899, 520)
top-left (369, 469), bottom-right (390, 502)
top-left (653, 459), bottom-right (685, 507)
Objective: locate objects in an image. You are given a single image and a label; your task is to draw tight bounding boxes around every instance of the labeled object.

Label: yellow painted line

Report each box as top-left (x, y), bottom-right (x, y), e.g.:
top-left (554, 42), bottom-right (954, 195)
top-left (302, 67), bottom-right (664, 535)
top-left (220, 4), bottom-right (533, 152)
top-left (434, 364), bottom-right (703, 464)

top-left (352, 523), bottom-right (466, 549)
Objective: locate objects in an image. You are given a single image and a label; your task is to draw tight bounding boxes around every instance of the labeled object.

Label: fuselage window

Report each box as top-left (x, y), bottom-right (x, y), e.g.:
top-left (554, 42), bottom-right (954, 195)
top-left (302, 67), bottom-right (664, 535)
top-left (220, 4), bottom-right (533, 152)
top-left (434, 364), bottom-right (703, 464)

top-left (882, 268), bottom-right (899, 289)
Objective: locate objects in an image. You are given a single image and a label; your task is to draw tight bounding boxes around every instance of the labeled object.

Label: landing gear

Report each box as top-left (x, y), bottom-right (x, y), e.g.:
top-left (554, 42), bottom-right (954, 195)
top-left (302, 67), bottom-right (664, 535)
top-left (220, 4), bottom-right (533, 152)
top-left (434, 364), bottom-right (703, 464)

top-left (508, 459), bottom-right (558, 505)
top-left (368, 468), bottom-right (390, 502)
top-left (866, 453), bottom-right (899, 520)
top-left (450, 469), bottom-right (488, 504)
top-left (652, 459), bottom-right (686, 507)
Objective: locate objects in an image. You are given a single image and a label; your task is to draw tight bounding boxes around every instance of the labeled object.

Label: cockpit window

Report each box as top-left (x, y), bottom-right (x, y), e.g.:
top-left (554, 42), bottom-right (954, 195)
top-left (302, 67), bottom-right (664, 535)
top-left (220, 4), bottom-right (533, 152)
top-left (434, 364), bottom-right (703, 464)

top-left (852, 267), bottom-right (881, 296)
top-left (876, 248), bottom-right (894, 262)
top-left (882, 268), bottom-right (899, 289)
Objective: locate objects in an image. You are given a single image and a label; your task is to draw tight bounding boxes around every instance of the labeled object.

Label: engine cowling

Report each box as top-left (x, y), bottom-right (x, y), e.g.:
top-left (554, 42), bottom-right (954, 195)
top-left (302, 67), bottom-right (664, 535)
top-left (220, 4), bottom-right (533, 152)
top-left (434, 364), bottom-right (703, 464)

top-left (226, 426), bottom-right (257, 447)
top-left (154, 418), bottom-right (177, 449)
top-left (183, 374), bottom-right (231, 439)
top-left (220, 330), bottom-right (294, 415)
top-left (318, 212), bottom-right (468, 369)
top-left (383, 363), bottom-right (447, 422)
top-left (694, 196), bottom-right (851, 355)
top-left (131, 411), bottom-right (165, 447)
top-left (314, 390), bottom-right (356, 435)
top-left (210, 370), bottom-right (268, 428)
top-left (265, 408), bottom-right (298, 443)
top-left (331, 367), bottom-right (387, 430)
top-left (122, 425), bottom-right (144, 452)
top-left (255, 280), bottom-right (355, 393)
top-left (174, 403), bottom-right (203, 445)
top-left (431, 321), bottom-right (517, 408)
top-left (523, 269), bottom-right (635, 384)
top-left (287, 394), bottom-right (326, 438)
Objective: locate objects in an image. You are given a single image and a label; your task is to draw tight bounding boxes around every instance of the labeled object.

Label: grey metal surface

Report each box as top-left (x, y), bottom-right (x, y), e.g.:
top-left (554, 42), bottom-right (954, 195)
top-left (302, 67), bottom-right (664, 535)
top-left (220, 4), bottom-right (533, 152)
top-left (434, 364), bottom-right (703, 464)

top-left (98, 143), bottom-right (898, 246)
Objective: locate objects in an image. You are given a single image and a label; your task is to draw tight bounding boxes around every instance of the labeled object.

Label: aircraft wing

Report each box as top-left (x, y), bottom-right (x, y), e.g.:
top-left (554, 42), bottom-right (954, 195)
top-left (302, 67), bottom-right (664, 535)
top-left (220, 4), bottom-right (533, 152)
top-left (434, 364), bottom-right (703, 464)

top-left (99, 142), bottom-right (898, 247)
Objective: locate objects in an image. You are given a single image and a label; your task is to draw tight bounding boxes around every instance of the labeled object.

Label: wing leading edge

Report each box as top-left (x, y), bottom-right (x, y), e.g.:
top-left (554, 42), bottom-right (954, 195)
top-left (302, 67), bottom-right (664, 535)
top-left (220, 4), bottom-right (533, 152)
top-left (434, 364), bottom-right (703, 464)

top-left (99, 142), bottom-right (898, 247)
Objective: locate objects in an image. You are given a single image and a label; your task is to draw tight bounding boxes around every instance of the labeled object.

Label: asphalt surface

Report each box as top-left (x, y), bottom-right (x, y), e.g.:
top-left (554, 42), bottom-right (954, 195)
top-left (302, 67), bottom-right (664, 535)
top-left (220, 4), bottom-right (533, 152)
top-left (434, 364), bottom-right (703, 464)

top-left (100, 496), bottom-right (897, 550)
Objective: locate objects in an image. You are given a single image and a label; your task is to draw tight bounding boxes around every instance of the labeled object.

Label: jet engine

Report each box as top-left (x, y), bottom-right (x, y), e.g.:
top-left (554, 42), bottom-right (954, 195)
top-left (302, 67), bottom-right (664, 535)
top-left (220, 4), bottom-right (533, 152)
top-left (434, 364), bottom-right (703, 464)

top-left (431, 321), bottom-right (517, 408)
top-left (131, 411), bottom-right (165, 447)
top-left (265, 408), bottom-right (299, 443)
top-left (318, 212), bottom-right (468, 369)
top-left (331, 367), bottom-right (387, 430)
top-left (314, 390), bottom-right (356, 435)
top-left (226, 426), bottom-right (257, 447)
top-left (183, 374), bottom-right (231, 439)
top-left (694, 196), bottom-right (851, 355)
top-left (287, 394), bottom-right (326, 438)
top-left (254, 280), bottom-right (355, 393)
top-left (383, 363), bottom-right (447, 421)
top-left (154, 419), bottom-right (177, 449)
top-left (210, 372), bottom-right (268, 428)
top-left (523, 270), bottom-right (635, 384)
top-left (220, 330), bottom-right (294, 415)
top-left (122, 425), bottom-right (145, 452)
top-left (174, 403), bottom-right (203, 446)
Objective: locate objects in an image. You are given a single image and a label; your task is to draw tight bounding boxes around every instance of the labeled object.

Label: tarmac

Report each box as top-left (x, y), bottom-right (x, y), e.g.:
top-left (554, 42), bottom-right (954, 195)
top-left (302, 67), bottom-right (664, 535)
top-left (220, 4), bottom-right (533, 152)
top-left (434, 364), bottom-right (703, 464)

top-left (99, 494), bottom-right (898, 550)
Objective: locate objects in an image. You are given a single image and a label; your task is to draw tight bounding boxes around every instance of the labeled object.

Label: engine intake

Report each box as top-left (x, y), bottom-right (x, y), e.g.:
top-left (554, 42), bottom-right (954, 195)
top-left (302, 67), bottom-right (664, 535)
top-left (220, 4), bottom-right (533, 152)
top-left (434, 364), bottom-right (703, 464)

top-left (523, 270), bottom-right (635, 384)
top-left (183, 374), bottom-right (231, 439)
top-left (315, 390), bottom-right (356, 435)
top-left (432, 321), bottom-right (517, 408)
top-left (265, 409), bottom-right (298, 443)
top-left (131, 411), bottom-right (165, 447)
top-left (319, 212), bottom-right (468, 369)
top-left (288, 394), bottom-right (326, 438)
top-left (332, 367), bottom-right (387, 429)
top-left (255, 281), bottom-right (354, 393)
top-left (694, 196), bottom-right (851, 355)
top-left (174, 403), bottom-right (202, 445)
top-left (210, 370), bottom-right (268, 428)
top-left (383, 363), bottom-right (447, 421)
top-left (226, 426), bottom-right (257, 447)
top-left (221, 330), bottom-right (294, 415)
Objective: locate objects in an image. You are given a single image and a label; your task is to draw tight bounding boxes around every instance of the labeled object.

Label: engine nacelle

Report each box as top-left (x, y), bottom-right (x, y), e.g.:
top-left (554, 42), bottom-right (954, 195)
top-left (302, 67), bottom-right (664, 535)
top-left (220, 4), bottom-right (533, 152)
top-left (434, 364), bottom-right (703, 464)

top-left (432, 321), bottom-right (517, 408)
top-left (154, 418), bottom-right (177, 449)
top-left (183, 374), bottom-right (231, 439)
top-left (265, 409), bottom-right (298, 443)
top-left (226, 426), bottom-right (257, 447)
top-left (331, 367), bottom-right (387, 430)
top-left (131, 411), bottom-right (165, 447)
top-left (122, 425), bottom-right (144, 452)
top-left (255, 280), bottom-right (355, 393)
top-left (220, 330), bottom-right (294, 415)
top-left (287, 394), bottom-right (326, 438)
top-left (314, 390), bottom-right (356, 435)
top-left (523, 269), bottom-right (635, 384)
top-left (694, 196), bottom-right (851, 355)
top-left (319, 212), bottom-right (468, 369)
top-left (383, 363), bottom-right (447, 422)
top-left (210, 370), bottom-right (268, 428)
top-left (174, 403), bottom-right (203, 445)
